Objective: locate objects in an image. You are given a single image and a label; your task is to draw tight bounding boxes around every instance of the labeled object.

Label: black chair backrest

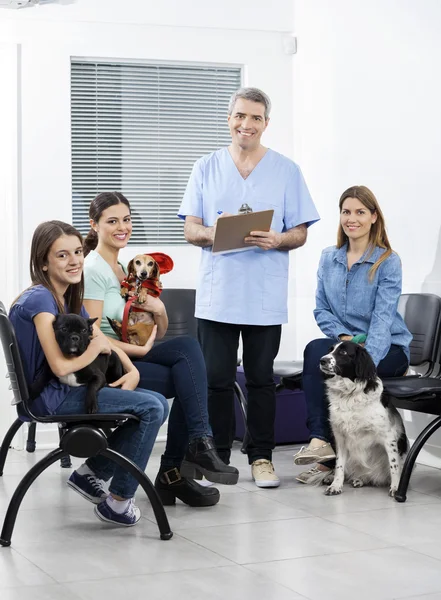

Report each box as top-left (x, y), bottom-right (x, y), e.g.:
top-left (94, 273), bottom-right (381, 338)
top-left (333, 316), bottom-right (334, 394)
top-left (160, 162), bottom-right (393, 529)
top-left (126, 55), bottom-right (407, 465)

top-left (160, 289), bottom-right (197, 340)
top-left (0, 309), bottom-right (30, 407)
top-left (398, 293), bottom-right (441, 367)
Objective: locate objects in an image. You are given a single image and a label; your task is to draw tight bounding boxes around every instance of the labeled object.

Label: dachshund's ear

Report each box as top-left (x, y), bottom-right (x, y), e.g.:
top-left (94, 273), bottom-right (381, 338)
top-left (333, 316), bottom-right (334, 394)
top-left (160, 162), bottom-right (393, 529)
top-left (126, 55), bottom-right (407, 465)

top-left (354, 345), bottom-right (378, 389)
top-left (127, 259), bottom-right (135, 276)
top-left (151, 261), bottom-right (160, 279)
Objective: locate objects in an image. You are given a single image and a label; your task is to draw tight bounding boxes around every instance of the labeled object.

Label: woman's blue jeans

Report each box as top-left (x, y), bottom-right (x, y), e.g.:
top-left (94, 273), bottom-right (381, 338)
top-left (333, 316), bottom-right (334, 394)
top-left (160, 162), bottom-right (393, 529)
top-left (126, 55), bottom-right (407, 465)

top-left (133, 335), bottom-right (212, 469)
top-left (303, 338), bottom-right (410, 444)
top-left (55, 386), bottom-right (168, 498)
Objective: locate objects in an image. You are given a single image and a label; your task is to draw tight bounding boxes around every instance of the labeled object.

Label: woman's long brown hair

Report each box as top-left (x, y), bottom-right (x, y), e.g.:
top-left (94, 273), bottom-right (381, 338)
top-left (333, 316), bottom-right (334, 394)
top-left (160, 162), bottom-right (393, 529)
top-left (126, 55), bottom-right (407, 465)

top-left (337, 185), bottom-right (393, 280)
top-left (26, 220), bottom-right (84, 314)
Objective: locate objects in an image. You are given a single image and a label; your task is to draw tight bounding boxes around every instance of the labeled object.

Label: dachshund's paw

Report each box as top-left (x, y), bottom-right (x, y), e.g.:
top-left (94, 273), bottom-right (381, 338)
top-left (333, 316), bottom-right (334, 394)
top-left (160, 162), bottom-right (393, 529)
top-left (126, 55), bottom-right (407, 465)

top-left (137, 291), bottom-right (148, 304)
top-left (351, 479), bottom-right (364, 488)
top-left (325, 484), bottom-right (343, 496)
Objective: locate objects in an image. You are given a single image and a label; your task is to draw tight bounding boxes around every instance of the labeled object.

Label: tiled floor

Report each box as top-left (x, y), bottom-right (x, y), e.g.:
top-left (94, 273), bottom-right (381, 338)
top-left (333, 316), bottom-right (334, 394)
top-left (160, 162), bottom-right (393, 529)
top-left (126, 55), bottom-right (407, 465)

top-left (1, 441), bottom-right (441, 600)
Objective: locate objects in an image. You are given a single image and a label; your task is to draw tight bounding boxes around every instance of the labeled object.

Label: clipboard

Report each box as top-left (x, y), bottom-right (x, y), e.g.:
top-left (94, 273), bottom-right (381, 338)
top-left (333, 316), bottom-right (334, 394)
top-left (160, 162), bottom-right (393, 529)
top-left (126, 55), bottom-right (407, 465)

top-left (212, 209), bottom-right (274, 255)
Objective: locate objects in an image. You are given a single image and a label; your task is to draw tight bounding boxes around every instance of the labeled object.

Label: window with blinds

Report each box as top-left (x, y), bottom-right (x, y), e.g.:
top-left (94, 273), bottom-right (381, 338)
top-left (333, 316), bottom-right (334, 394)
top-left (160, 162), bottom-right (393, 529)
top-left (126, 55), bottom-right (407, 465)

top-left (71, 61), bottom-right (242, 245)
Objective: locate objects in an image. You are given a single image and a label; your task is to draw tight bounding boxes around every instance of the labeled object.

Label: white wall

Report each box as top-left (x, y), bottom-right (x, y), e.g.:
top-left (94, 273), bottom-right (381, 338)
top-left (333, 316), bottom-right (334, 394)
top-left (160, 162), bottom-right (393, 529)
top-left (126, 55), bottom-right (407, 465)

top-left (292, 0), bottom-right (441, 465)
top-left (0, 0), bottom-right (295, 441)
top-left (0, 43), bottom-right (24, 444)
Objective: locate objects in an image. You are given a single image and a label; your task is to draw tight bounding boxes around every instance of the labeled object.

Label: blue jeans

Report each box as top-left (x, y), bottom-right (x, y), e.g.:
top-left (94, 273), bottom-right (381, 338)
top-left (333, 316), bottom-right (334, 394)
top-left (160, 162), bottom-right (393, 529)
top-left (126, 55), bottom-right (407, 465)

top-left (133, 336), bottom-right (212, 469)
top-left (303, 338), bottom-right (409, 443)
top-left (55, 386), bottom-right (168, 498)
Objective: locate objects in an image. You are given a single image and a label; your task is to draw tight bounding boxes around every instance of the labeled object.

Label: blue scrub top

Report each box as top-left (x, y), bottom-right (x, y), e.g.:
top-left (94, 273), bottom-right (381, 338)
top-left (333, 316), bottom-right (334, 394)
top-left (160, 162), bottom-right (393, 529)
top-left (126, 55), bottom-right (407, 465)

top-left (178, 147), bottom-right (320, 325)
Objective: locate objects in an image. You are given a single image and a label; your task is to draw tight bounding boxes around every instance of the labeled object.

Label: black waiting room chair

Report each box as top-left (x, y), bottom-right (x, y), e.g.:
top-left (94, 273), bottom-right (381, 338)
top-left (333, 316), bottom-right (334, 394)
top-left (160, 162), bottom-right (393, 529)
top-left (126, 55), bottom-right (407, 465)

top-left (159, 288), bottom-right (198, 341)
top-left (381, 293), bottom-right (441, 502)
top-left (0, 301), bottom-right (173, 546)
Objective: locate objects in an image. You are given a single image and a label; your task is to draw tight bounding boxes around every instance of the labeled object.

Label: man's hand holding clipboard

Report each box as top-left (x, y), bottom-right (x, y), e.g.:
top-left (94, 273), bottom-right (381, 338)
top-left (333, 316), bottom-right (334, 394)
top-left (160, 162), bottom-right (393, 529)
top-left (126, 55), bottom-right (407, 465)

top-left (244, 228), bottom-right (282, 251)
top-left (212, 208), bottom-right (275, 255)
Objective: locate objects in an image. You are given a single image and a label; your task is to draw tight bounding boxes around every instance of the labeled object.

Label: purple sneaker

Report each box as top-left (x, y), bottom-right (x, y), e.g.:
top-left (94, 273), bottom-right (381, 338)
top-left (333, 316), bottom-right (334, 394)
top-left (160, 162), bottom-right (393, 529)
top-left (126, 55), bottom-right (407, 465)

top-left (67, 470), bottom-right (108, 504)
top-left (94, 499), bottom-right (141, 527)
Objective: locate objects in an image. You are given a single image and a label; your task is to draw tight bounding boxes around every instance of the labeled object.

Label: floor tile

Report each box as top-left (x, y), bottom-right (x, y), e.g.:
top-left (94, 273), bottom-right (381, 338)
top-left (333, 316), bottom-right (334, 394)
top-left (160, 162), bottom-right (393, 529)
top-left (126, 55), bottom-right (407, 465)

top-left (0, 584), bottom-right (82, 600)
top-left (0, 548), bottom-right (55, 589)
top-left (179, 515), bottom-right (391, 564)
top-left (65, 565), bottom-right (308, 600)
top-left (325, 503), bottom-right (441, 546)
top-left (398, 594), bottom-right (441, 600)
top-left (14, 533), bottom-right (232, 582)
top-left (245, 546), bottom-right (441, 600)
top-left (408, 466), bottom-right (441, 497)
top-left (142, 487), bottom-right (310, 530)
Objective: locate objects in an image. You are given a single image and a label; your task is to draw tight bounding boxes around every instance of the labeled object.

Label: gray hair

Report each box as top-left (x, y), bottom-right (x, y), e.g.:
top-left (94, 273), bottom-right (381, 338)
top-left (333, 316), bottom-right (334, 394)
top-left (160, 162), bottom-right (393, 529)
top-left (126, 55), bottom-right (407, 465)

top-left (228, 87), bottom-right (271, 120)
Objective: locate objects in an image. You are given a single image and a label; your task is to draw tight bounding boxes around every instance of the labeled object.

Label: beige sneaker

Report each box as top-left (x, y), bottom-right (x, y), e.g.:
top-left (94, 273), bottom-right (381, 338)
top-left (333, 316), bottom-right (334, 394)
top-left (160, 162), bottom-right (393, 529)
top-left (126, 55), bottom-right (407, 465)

top-left (296, 466), bottom-right (334, 484)
top-left (293, 442), bottom-right (336, 466)
top-left (251, 459), bottom-right (280, 488)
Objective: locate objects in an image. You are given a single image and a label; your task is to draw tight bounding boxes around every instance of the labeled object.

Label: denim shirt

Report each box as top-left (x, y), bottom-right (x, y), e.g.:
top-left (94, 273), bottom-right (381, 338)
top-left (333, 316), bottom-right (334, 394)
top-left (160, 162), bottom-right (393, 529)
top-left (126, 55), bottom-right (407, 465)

top-left (314, 244), bottom-right (412, 366)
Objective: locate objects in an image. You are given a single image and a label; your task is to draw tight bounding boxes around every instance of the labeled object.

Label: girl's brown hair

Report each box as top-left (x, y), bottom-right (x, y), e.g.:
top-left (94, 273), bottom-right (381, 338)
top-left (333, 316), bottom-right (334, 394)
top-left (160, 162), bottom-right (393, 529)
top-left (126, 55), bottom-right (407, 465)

top-left (337, 185), bottom-right (393, 280)
top-left (83, 191), bottom-right (131, 257)
top-left (28, 220), bottom-right (84, 314)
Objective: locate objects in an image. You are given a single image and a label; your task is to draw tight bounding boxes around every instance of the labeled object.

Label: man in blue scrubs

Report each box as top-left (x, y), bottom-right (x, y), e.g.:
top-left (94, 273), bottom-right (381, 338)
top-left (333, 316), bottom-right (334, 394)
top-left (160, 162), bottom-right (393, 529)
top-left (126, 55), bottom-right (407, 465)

top-left (178, 87), bottom-right (319, 488)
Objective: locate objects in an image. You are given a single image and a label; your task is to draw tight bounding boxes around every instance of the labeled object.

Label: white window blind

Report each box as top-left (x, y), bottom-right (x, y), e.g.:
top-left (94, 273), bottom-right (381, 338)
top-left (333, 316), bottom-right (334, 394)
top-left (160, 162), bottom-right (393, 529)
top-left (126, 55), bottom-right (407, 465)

top-left (71, 60), bottom-right (242, 245)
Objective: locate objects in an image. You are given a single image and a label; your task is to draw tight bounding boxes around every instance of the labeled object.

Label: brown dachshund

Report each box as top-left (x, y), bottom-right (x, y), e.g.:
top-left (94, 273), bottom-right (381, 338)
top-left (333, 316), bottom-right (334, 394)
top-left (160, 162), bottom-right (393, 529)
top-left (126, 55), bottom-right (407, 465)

top-left (107, 253), bottom-right (174, 346)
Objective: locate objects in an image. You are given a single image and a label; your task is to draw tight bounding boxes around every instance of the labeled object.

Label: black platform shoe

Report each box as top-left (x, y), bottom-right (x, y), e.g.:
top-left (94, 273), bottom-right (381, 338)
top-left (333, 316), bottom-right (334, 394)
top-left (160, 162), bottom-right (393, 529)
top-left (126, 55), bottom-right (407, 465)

top-left (180, 436), bottom-right (239, 485)
top-left (155, 468), bottom-right (220, 507)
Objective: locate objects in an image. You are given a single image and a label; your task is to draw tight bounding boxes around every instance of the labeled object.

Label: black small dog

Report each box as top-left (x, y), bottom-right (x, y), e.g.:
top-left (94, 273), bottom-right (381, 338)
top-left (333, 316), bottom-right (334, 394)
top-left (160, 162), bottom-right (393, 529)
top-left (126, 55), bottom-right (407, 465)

top-left (53, 314), bottom-right (124, 414)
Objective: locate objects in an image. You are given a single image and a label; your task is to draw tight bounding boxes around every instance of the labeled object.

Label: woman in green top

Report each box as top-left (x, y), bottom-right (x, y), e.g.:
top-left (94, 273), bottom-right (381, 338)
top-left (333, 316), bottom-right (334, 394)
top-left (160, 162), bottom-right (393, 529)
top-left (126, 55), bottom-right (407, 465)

top-left (83, 192), bottom-right (238, 507)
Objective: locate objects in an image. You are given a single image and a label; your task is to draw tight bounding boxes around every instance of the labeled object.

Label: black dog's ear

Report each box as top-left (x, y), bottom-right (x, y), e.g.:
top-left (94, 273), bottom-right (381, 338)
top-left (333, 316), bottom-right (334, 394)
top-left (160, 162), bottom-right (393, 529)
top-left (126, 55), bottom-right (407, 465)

top-left (354, 345), bottom-right (379, 392)
top-left (355, 345), bottom-right (377, 381)
top-left (87, 317), bottom-right (98, 332)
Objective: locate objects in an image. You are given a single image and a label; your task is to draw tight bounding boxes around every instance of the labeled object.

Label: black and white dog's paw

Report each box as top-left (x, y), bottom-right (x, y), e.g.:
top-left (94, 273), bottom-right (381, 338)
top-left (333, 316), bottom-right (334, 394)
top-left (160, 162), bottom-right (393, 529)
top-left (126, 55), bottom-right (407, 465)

top-left (325, 484), bottom-right (343, 496)
top-left (351, 478), bottom-right (364, 488)
top-left (388, 486), bottom-right (398, 498)
top-left (322, 473), bottom-right (335, 485)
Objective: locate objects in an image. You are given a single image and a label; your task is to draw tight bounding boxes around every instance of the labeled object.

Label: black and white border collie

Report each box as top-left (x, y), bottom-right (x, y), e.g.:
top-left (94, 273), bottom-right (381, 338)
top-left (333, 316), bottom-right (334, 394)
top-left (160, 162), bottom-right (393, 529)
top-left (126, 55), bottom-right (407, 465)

top-left (319, 341), bottom-right (408, 497)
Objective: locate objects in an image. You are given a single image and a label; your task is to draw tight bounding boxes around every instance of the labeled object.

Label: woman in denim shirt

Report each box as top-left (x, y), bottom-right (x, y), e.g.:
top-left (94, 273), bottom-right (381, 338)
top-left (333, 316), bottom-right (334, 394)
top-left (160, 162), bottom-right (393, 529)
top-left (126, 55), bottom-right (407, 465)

top-left (293, 186), bottom-right (412, 483)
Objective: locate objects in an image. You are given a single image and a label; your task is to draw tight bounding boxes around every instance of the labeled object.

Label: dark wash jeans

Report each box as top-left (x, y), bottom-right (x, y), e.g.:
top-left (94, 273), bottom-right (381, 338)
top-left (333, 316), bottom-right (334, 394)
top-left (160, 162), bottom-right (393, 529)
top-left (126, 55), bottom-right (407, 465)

top-left (303, 338), bottom-right (410, 446)
top-left (134, 335), bottom-right (212, 469)
top-left (197, 318), bottom-right (282, 465)
top-left (56, 386), bottom-right (168, 499)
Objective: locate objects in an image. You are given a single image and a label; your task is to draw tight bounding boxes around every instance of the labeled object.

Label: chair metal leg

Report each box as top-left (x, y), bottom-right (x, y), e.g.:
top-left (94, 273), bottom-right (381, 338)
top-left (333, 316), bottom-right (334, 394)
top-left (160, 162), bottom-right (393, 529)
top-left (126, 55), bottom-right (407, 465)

top-left (234, 382), bottom-right (250, 454)
top-left (395, 415), bottom-right (441, 503)
top-left (0, 448), bottom-right (66, 546)
top-left (58, 427), bottom-right (72, 468)
top-left (0, 418), bottom-right (23, 477)
top-left (100, 448), bottom-right (173, 540)
top-left (26, 422), bottom-right (37, 453)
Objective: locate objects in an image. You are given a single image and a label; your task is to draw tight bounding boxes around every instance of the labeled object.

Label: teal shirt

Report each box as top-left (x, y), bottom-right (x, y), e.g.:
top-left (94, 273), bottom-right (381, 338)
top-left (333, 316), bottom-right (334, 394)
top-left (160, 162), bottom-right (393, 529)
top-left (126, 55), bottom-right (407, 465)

top-left (84, 250), bottom-right (127, 339)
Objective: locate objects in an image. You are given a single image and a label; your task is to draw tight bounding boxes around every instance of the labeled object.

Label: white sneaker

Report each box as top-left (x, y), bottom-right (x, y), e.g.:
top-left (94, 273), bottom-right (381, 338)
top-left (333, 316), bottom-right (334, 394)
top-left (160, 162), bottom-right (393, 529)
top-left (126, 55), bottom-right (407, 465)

top-left (251, 459), bottom-right (280, 488)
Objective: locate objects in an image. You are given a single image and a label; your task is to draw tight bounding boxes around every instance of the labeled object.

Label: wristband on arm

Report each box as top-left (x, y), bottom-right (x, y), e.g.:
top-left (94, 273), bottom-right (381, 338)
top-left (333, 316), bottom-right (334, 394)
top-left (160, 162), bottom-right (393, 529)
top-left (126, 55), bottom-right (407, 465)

top-left (351, 334), bottom-right (367, 344)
